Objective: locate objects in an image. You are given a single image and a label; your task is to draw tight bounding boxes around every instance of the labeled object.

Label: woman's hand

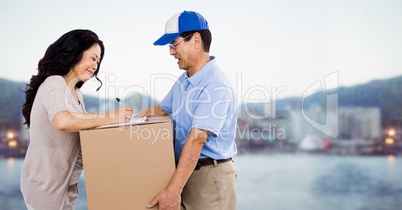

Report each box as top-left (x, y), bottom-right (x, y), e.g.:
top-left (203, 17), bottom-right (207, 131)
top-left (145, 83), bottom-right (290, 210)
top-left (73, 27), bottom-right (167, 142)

top-left (108, 106), bottom-right (133, 123)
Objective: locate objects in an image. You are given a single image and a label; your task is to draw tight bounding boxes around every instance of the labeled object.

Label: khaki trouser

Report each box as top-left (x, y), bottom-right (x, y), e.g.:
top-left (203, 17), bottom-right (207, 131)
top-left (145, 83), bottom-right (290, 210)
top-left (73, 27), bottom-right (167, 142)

top-left (26, 183), bottom-right (79, 210)
top-left (181, 160), bottom-right (237, 210)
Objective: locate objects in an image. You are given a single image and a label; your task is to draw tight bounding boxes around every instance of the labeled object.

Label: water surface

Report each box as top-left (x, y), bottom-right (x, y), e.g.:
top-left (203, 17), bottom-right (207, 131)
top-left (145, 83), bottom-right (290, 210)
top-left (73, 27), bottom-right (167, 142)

top-left (1, 154), bottom-right (401, 210)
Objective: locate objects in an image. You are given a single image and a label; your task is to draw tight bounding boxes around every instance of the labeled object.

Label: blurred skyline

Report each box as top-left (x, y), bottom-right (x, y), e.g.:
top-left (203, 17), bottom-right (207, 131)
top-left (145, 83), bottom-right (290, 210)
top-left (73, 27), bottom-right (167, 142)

top-left (1, 0), bottom-right (401, 101)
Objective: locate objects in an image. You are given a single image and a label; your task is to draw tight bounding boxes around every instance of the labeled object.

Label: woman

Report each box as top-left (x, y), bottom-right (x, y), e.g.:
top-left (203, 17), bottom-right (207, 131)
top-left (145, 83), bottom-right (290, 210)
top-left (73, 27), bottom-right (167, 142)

top-left (21, 29), bottom-right (132, 210)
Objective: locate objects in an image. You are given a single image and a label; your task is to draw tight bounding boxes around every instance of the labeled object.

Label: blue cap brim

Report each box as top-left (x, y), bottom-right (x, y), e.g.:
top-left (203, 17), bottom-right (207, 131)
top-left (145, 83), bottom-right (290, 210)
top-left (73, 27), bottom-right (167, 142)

top-left (153, 33), bottom-right (180, 46)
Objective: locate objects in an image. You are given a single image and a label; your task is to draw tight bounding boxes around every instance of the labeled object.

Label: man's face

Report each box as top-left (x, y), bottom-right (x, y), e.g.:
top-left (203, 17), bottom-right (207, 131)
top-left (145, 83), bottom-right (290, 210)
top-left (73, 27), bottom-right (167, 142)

top-left (169, 35), bottom-right (194, 71)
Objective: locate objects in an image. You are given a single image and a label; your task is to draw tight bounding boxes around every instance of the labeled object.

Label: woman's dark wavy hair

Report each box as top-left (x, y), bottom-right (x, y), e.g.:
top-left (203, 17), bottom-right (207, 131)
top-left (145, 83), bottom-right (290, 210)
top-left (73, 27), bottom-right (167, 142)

top-left (22, 29), bottom-right (105, 127)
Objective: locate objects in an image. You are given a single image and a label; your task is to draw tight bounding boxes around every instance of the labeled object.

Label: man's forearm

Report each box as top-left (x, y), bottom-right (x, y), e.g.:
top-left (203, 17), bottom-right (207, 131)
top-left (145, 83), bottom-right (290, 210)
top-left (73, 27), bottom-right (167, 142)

top-left (167, 128), bottom-right (208, 193)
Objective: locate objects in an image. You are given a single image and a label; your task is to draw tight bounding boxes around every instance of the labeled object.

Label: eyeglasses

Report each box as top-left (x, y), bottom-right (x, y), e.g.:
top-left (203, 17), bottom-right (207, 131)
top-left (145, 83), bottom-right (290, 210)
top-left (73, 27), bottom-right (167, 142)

top-left (168, 34), bottom-right (192, 50)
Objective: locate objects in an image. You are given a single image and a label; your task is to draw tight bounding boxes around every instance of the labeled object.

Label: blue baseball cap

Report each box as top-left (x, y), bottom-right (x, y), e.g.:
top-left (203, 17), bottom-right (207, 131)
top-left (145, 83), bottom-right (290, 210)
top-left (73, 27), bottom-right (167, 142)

top-left (153, 11), bottom-right (209, 46)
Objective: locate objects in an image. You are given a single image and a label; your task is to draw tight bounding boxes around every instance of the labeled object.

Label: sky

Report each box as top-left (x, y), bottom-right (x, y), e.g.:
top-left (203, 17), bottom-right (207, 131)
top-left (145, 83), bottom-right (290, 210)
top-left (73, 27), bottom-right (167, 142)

top-left (0, 0), bottom-right (401, 103)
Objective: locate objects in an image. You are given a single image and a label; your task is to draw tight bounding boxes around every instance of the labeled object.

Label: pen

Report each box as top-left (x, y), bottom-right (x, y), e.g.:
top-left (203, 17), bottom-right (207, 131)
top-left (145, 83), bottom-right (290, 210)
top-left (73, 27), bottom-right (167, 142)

top-left (116, 97), bottom-right (125, 107)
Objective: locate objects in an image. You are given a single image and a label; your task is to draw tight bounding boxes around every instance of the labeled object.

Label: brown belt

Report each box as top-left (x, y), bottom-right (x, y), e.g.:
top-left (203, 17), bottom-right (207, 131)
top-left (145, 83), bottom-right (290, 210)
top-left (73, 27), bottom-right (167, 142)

top-left (195, 157), bottom-right (232, 170)
top-left (175, 158), bottom-right (233, 170)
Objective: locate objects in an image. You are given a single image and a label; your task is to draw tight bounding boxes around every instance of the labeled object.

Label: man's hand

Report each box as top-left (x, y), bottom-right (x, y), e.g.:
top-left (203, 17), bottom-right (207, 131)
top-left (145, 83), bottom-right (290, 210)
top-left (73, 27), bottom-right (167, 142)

top-left (135, 105), bottom-right (167, 118)
top-left (147, 187), bottom-right (181, 210)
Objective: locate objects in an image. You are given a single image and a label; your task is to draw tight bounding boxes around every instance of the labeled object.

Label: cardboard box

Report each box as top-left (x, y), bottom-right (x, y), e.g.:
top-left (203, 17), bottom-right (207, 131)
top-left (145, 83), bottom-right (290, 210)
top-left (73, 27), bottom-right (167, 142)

top-left (79, 117), bottom-right (175, 210)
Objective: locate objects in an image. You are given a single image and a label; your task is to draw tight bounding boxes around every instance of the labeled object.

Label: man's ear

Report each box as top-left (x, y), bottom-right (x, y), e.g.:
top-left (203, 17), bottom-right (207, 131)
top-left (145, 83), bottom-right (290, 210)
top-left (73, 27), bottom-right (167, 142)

top-left (193, 32), bottom-right (202, 49)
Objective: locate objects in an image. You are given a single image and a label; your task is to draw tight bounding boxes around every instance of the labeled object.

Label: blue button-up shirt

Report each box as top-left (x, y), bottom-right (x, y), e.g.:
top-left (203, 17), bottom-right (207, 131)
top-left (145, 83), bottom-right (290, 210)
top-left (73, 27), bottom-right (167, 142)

top-left (160, 57), bottom-right (238, 160)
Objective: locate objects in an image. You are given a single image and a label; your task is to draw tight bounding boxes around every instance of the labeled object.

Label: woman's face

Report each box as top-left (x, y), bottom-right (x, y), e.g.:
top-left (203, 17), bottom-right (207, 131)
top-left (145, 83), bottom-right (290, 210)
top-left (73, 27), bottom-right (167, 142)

top-left (71, 43), bottom-right (101, 82)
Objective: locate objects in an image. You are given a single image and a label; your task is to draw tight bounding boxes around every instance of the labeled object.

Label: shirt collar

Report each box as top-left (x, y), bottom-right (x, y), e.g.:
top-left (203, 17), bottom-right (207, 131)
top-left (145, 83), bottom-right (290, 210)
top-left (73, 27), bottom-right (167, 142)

top-left (185, 56), bottom-right (216, 86)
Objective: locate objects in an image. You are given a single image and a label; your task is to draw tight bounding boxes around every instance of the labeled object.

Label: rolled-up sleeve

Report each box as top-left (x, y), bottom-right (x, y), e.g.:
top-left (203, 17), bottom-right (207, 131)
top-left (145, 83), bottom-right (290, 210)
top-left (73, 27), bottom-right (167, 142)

top-left (191, 82), bottom-right (236, 136)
